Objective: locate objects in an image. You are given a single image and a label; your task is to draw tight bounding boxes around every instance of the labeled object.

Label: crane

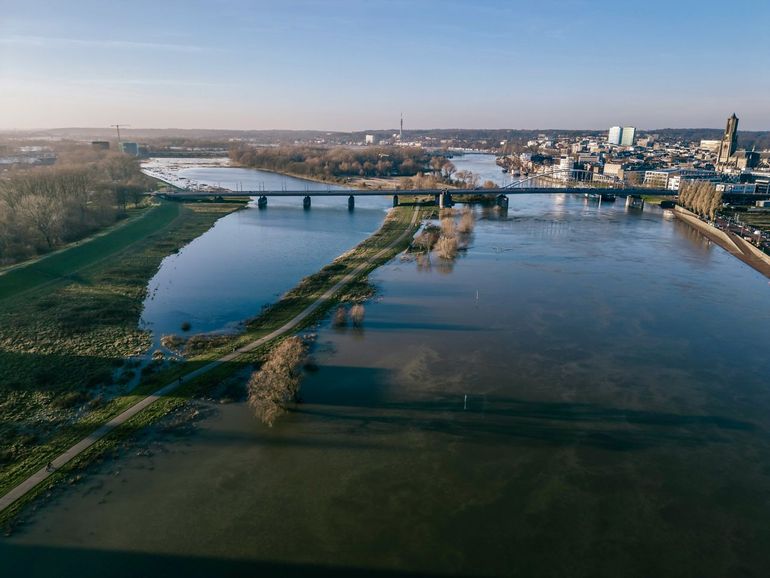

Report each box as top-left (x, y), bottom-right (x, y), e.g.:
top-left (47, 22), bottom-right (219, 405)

top-left (110, 124), bottom-right (130, 144)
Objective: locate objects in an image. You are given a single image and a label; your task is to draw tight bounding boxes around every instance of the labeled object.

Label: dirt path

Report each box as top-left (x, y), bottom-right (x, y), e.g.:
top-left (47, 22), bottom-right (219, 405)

top-left (0, 207), bottom-right (420, 516)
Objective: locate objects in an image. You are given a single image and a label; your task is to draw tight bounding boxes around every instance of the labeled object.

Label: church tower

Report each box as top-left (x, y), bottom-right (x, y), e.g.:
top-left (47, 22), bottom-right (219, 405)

top-left (717, 113), bottom-right (739, 167)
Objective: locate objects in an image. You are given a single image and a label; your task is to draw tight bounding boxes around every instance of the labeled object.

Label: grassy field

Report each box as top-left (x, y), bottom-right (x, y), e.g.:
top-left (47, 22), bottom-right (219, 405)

top-left (0, 201), bottom-right (244, 497)
top-left (0, 204), bottom-right (427, 528)
top-left (0, 202), bottom-right (180, 300)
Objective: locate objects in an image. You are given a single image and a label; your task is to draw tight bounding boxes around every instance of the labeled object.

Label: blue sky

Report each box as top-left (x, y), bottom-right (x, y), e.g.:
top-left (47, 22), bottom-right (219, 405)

top-left (1, 0), bottom-right (768, 130)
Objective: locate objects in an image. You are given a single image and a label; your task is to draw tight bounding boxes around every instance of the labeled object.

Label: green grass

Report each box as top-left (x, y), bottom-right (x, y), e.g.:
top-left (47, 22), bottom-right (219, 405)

top-left (0, 202), bottom-right (244, 496)
top-left (0, 205), bottom-right (426, 528)
top-left (0, 201), bottom-right (182, 300)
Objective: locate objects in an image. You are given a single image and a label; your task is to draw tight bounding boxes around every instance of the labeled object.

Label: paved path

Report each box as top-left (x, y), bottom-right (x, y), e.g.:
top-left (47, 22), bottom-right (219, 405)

top-left (0, 207), bottom-right (420, 515)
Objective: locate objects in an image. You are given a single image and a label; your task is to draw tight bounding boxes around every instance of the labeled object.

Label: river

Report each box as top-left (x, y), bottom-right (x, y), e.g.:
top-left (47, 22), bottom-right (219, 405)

top-left (139, 160), bottom-right (391, 347)
top-left (2, 154), bottom-right (770, 577)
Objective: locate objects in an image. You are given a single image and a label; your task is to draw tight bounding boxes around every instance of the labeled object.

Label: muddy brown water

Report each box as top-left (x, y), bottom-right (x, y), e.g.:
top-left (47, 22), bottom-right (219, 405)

top-left (2, 191), bottom-right (770, 577)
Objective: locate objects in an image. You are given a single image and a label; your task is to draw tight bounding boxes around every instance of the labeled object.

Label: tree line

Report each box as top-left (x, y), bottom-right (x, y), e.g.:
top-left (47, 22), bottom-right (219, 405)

top-left (0, 149), bottom-right (154, 264)
top-left (229, 145), bottom-right (445, 180)
top-left (678, 180), bottom-right (723, 220)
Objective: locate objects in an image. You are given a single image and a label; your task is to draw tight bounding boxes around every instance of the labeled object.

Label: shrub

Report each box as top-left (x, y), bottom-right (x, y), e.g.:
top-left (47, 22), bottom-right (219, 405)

top-left (332, 306), bottom-right (348, 327)
top-left (350, 304), bottom-right (365, 327)
top-left (247, 337), bottom-right (307, 426)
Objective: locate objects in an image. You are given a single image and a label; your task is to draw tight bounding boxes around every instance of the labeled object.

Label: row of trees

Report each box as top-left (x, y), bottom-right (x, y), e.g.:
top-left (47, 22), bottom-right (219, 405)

top-left (229, 145), bottom-right (447, 180)
top-left (0, 151), bottom-right (153, 263)
top-left (678, 181), bottom-right (723, 220)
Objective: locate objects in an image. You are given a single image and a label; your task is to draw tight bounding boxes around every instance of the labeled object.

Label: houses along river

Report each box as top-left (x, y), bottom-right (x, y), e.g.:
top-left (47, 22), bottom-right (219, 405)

top-left (2, 155), bottom-right (770, 577)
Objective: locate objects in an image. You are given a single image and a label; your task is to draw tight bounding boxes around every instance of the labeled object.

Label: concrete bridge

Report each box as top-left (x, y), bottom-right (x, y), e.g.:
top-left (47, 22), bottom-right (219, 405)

top-left (154, 168), bottom-right (674, 209)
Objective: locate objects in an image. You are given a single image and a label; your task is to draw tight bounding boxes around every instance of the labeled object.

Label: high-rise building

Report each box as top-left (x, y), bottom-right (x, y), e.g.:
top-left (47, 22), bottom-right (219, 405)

top-left (608, 126), bottom-right (622, 145)
top-left (608, 126), bottom-right (636, 146)
top-left (717, 113), bottom-right (739, 166)
top-left (558, 155), bottom-right (574, 181)
top-left (620, 126), bottom-right (636, 146)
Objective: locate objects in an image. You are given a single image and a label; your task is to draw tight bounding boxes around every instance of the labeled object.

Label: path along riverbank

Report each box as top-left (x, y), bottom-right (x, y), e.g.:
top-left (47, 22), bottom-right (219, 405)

top-left (0, 205), bottom-right (426, 525)
top-left (673, 206), bottom-right (770, 279)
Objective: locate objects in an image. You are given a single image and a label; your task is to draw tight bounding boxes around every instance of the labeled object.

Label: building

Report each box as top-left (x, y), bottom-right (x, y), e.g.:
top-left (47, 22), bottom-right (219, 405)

top-left (120, 142), bottom-right (140, 156)
top-left (91, 141), bottom-right (110, 150)
top-left (735, 150), bottom-right (760, 170)
top-left (717, 113), bottom-right (739, 166)
top-left (364, 134), bottom-right (374, 145)
top-left (620, 127), bottom-right (636, 147)
top-left (558, 155), bottom-right (574, 181)
top-left (643, 169), bottom-right (674, 189)
top-left (699, 139), bottom-right (720, 152)
top-left (603, 162), bottom-right (624, 179)
top-left (608, 126), bottom-right (636, 146)
top-left (608, 126), bottom-right (622, 145)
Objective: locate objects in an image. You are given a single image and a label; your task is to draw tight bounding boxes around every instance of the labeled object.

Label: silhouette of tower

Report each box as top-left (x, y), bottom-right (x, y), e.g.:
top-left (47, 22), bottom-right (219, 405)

top-left (399, 113), bottom-right (403, 141)
top-left (717, 113), bottom-right (739, 166)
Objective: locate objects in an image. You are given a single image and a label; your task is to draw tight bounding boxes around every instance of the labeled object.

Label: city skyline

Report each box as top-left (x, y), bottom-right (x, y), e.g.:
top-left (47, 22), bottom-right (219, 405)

top-left (2, 0), bottom-right (769, 131)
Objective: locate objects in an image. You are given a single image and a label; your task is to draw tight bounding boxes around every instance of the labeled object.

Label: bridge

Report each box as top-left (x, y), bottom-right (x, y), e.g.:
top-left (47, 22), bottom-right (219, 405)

top-left (154, 168), bottom-right (674, 209)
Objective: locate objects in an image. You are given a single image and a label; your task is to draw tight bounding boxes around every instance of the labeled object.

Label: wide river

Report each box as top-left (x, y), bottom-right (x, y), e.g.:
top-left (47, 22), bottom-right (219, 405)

top-left (2, 154), bottom-right (770, 577)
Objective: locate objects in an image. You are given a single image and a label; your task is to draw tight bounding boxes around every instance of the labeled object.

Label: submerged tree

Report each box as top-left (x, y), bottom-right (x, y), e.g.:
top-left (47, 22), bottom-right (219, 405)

top-left (247, 337), bottom-right (307, 426)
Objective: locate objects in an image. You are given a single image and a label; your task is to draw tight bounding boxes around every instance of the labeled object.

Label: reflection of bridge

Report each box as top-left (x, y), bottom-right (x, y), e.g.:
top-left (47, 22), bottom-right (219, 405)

top-left (156, 168), bottom-right (673, 209)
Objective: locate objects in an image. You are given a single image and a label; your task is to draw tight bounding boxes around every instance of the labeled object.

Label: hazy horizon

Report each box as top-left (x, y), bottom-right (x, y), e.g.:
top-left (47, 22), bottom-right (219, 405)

top-left (2, 0), bottom-right (769, 131)
top-left (0, 124), bottom-right (763, 134)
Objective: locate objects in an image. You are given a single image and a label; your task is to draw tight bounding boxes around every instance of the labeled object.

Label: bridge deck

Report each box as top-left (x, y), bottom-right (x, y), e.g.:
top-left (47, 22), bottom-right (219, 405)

top-left (159, 187), bottom-right (675, 197)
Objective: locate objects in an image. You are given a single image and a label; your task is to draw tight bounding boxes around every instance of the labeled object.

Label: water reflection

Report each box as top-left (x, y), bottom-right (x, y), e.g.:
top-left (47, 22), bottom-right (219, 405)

top-left (7, 157), bottom-right (770, 578)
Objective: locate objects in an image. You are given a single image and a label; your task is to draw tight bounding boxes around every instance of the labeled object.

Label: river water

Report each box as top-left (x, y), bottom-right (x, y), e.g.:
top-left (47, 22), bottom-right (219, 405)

top-left (139, 162), bottom-right (390, 347)
top-left (3, 155), bottom-right (770, 577)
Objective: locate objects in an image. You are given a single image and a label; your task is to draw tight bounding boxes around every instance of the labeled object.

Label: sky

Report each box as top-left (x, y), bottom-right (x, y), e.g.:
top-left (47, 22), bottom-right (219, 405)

top-left (1, 0), bottom-right (768, 131)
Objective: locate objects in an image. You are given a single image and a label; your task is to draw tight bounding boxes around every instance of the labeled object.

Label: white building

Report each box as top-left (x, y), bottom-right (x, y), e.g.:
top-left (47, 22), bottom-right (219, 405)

top-left (365, 134), bottom-right (374, 145)
top-left (558, 155), bottom-right (574, 181)
top-left (699, 139), bottom-right (720, 152)
top-left (620, 127), bottom-right (636, 147)
top-left (608, 126), bottom-right (622, 145)
top-left (608, 126), bottom-right (636, 147)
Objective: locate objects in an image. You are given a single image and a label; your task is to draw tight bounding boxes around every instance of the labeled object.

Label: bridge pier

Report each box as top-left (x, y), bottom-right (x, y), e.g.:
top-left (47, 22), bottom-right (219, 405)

top-left (303, 195), bottom-right (311, 210)
top-left (392, 195), bottom-right (399, 207)
top-left (257, 195), bottom-right (267, 209)
top-left (438, 191), bottom-right (453, 209)
top-left (348, 195), bottom-right (355, 211)
top-left (495, 194), bottom-right (509, 209)
top-left (625, 195), bottom-right (644, 211)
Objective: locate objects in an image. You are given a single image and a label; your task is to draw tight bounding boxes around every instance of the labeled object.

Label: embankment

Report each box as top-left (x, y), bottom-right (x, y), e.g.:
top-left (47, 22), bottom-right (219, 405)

top-left (673, 206), bottom-right (770, 278)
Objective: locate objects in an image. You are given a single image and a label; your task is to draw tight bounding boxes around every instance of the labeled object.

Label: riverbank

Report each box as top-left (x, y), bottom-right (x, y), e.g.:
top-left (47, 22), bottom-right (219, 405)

top-left (674, 205), bottom-right (770, 278)
top-left (0, 204), bottom-right (427, 529)
top-left (0, 201), bottom-right (246, 511)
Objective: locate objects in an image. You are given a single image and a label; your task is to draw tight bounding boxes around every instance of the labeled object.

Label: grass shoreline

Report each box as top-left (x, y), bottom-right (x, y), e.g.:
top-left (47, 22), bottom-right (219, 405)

top-left (0, 204), bottom-right (427, 529)
top-left (0, 201), bottom-right (246, 504)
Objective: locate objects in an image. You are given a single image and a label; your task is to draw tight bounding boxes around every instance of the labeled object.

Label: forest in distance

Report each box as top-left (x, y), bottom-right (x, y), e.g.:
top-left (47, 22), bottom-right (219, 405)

top-left (229, 144), bottom-right (453, 181)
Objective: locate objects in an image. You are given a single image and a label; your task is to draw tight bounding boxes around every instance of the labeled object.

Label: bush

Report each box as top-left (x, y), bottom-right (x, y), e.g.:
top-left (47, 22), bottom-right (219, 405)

top-left (247, 337), bottom-right (307, 426)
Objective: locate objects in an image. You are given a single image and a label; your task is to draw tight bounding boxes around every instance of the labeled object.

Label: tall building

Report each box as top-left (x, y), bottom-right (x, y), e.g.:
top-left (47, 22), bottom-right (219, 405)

top-left (717, 113), bottom-right (739, 166)
top-left (608, 126), bottom-right (636, 146)
top-left (558, 155), bottom-right (574, 181)
top-left (608, 126), bottom-right (622, 145)
top-left (620, 126), bottom-right (636, 146)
